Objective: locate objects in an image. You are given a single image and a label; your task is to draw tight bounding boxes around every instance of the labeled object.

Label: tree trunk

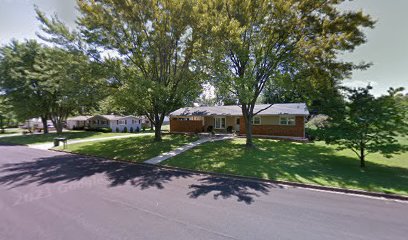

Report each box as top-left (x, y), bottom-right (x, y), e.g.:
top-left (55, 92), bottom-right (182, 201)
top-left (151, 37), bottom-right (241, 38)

top-left (243, 109), bottom-right (255, 148)
top-left (245, 122), bottom-right (254, 148)
top-left (41, 116), bottom-right (49, 134)
top-left (51, 119), bottom-right (64, 135)
top-left (150, 122), bottom-right (154, 131)
top-left (55, 122), bottom-right (64, 135)
top-left (154, 124), bottom-right (162, 141)
top-left (360, 147), bottom-right (366, 168)
top-left (153, 114), bottom-right (163, 142)
top-left (0, 115), bottom-right (4, 133)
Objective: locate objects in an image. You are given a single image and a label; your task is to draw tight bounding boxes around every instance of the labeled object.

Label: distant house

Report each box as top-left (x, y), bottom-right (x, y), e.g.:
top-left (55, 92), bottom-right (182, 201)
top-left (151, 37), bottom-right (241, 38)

top-left (87, 115), bottom-right (145, 132)
top-left (169, 103), bottom-right (309, 138)
top-left (66, 116), bottom-right (92, 130)
top-left (22, 118), bottom-right (55, 132)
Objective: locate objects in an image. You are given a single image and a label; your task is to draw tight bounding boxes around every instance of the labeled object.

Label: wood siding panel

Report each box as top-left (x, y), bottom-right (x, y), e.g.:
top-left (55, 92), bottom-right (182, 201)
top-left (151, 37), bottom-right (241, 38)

top-left (170, 119), bottom-right (203, 133)
top-left (240, 116), bottom-right (305, 137)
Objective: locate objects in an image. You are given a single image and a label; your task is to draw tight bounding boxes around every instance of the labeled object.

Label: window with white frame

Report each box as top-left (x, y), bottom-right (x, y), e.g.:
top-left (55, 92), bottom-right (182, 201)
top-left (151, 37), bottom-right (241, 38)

top-left (214, 117), bottom-right (226, 129)
top-left (118, 120), bottom-right (126, 125)
top-left (280, 116), bottom-right (296, 125)
top-left (252, 116), bottom-right (261, 125)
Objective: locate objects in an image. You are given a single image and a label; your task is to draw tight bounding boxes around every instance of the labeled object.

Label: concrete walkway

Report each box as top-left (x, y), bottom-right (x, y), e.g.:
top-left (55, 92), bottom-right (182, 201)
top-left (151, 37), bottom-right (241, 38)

top-left (29, 133), bottom-right (153, 150)
top-left (144, 135), bottom-right (234, 165)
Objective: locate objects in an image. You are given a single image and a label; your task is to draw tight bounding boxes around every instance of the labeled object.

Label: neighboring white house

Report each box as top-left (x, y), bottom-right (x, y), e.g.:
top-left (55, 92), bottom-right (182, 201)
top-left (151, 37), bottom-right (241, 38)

top-left (87, 115), bottom-right (145, 132)
top-left (21, 118), bottom-right (54, 132)
top-left (66, 116), bottom-right (92, 130)
top-left (110, 115), bottom-right (145, 132)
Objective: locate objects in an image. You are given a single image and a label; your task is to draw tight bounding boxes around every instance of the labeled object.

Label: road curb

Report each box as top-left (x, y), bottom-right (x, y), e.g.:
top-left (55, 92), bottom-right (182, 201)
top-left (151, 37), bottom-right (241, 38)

top-left (49, 148), bottom-right (408, 202)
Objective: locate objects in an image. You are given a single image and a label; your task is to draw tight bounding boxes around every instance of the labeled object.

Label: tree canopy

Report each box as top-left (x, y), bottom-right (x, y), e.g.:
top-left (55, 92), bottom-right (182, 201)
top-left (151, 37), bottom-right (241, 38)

top-left (68, 0), bottom-right (206, 141)
top-left (198, 0), bottom-right (374, 147)
top-left (319, 86), bottom-right (408, 168)
top-left (0, 40), bottom-right (106, 134)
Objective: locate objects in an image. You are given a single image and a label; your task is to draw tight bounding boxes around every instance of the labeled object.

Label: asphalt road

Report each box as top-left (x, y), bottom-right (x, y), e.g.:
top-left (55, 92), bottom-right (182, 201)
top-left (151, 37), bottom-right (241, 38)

top-left (0, 144), bottom-right (407, 240)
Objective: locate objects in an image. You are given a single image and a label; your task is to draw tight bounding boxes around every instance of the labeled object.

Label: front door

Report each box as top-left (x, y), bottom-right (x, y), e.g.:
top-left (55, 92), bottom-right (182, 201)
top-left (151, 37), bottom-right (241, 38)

top-left (235, 117), bottom-right (240, 132)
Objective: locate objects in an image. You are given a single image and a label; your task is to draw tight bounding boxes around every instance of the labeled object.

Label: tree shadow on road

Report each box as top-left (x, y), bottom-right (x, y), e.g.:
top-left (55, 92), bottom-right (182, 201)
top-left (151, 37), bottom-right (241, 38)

top-left (188, 176), bottom-right (275, 204)
top-left (0, 153), bottom-right (273, 204)
top-left (0, 154), bottom-right (192, 190)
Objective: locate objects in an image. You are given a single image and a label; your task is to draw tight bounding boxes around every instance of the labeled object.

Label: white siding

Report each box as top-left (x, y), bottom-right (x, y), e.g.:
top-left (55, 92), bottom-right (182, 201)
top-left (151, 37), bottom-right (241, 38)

top-left (110, 116), bottom-right (143, 133)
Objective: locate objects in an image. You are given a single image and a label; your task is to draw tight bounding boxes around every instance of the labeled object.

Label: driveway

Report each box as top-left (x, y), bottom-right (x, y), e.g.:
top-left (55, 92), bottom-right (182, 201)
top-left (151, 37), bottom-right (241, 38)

top-left (0, 144), bottom-right (407, 240)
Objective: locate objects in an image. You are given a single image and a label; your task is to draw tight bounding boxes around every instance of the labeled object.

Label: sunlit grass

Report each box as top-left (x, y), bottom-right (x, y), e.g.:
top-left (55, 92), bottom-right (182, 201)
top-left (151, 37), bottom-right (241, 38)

top-left (162, 137), bottom-right (408, 195)
top-left (0, 128), bottom-right (23, 135)
top-left (59, 134), bottom-right (199, 163)
top-left (0, 131), bottom-right (133, 145)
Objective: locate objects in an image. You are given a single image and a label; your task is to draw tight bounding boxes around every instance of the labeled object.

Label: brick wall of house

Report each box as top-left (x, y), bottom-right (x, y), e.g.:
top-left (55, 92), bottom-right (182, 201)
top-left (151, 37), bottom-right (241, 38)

top-left (239, 116), bottom-right (305, 138)
top-left (170, 119), bottom-right (203, 133)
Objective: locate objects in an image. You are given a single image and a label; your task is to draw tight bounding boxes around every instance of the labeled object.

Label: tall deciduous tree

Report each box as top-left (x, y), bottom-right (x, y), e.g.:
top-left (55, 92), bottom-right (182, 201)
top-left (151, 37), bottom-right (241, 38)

top-left (0, 40), bottom-right (106, 135)
top-left (71, 0), bottom-right (205, 141)
top-left (31, 47), bottom-right (107, 134)
top-left (199, 0), bottom-right (374, 147)
top-left (0, 40), bottom-right (51, 133)
top-left (320, 86), bottom-right (408, 168)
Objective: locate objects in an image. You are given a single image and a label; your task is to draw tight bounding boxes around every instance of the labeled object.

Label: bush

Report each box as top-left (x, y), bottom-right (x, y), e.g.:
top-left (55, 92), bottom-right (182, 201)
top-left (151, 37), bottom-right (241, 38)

top-left (99, 127), bottom-right (112, 133)
top-left (73, 126), bottom-right (85, 130)
top-left (226, 126), bottom-right (233, 133)
top-left (207, 125), bottom-right (213, 132)
top-left (306, 114), bottom-right (329, 129)
top-left (142, 126), bottom-right (146, 132)
top-left (305, 128), bottom-right (325, 141)
top-left (129, 127), bottom-right (134, 133)
top-left (123, 127), bottom-right (128, 133)
top-left (85, 127), bottom-right (111, 133)
top-left (136, 126), bottom-right (140, 132)
top-left (116, 127), bottom-right (120, 133)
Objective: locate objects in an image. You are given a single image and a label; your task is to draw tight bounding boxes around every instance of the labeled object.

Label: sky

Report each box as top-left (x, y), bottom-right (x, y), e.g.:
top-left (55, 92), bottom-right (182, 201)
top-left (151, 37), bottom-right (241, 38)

top-left (1, 0), bottom-right (407, 96)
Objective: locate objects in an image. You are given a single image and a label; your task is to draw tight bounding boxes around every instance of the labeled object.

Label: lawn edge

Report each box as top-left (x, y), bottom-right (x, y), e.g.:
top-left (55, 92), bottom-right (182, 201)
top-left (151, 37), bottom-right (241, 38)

top-left (49, 148), bottom-right (408, 201)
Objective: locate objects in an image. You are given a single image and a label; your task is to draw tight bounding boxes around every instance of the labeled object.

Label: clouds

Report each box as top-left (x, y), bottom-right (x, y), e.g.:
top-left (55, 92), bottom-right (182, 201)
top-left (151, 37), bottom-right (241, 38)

top-left (0, 0), bottom-right (77, 45)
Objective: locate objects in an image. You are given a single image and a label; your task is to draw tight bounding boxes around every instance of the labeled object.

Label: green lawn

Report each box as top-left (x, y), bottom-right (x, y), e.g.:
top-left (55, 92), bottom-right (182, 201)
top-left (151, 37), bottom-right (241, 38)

top-left (0, 128), bottom-right (23, 135)
top-left (58, 134), bottom-right (199, 163)
top-left (0, 131), bottom-right (133, 145)
top-left (162, 138), bottom-right (408, 195)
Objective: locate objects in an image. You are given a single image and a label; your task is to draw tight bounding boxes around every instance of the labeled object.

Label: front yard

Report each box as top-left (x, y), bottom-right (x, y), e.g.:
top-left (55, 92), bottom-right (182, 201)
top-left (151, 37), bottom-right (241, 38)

top-left (0, 128), bottom-right (22, 134)
top-left (58, 134), bottom-right (199, 163)
top-left (0, 131), bottom-right (133, 145)
top-left (162, 138), bottom-right (408, 195)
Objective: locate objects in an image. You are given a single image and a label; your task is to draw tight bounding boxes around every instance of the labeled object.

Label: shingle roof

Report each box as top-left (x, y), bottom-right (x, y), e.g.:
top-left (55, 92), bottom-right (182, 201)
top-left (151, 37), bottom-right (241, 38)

top-left (170, 103), bottom-right (309, 116)
top-left (93, 115), bottom-right (144, 121)
top-left (67, 116), bottom-right (92, 121)
top-left (98, 115), bottom-right (123, 120)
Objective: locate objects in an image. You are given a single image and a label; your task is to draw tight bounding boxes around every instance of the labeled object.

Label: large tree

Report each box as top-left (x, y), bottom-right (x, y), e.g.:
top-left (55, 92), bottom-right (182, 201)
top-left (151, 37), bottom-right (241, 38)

top-left (320, 86), bottom-right (408, 168)
top-left (0, 40), bottom-right (105, 135)
top-left (30, 47), bottom-right (107, 134)
top-left (0, 40), bottom-right (51, 133)
top-left (199, 0), bottom-right (374, 147)
top-left (66, 0), bottom-right (205, 141)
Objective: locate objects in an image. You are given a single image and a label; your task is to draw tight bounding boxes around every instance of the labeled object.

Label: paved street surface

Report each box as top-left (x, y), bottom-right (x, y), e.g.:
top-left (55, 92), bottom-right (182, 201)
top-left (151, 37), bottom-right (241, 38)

top-left (0, 144), bottom-right (407, 240)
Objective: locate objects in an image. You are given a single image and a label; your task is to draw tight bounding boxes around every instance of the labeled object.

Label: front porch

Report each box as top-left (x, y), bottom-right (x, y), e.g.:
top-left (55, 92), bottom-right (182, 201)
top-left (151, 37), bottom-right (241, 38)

top-left (170, 115), bottom-right (241, 134)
